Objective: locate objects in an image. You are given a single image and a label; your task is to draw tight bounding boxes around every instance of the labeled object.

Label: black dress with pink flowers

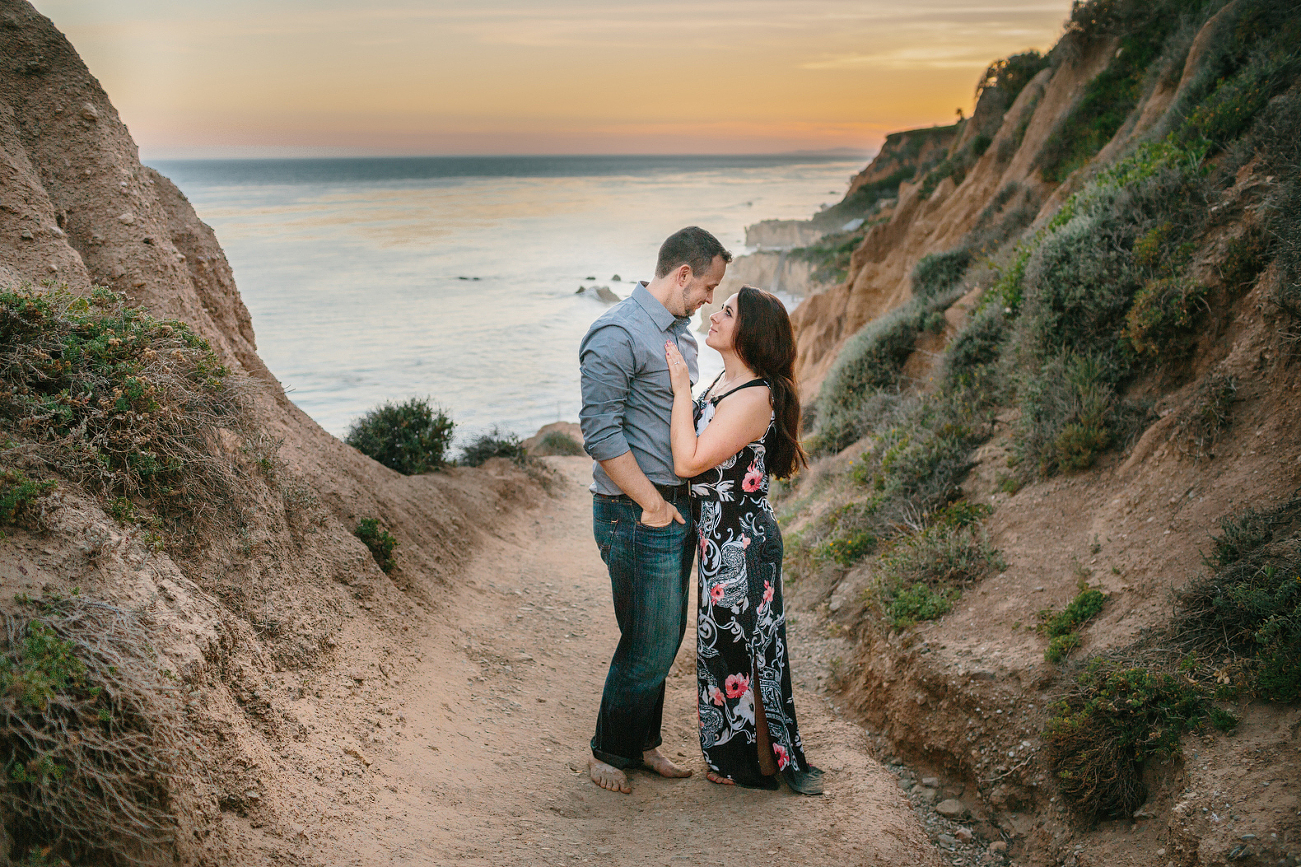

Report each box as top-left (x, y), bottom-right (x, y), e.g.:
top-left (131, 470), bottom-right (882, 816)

top-left (690, 377), bottom-right (821, 793)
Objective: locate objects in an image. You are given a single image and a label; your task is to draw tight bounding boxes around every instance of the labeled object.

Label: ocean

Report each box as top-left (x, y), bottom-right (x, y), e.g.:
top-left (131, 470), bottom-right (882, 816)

top-left (150, 154), bottom-right (863, 447)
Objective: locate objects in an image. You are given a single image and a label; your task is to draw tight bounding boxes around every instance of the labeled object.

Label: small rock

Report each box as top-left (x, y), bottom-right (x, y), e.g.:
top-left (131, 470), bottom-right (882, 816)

top-left (611, 274), bottom-right (621, 281)
top-left (1133, 808), bottom-right (1154, 819)
top-left (20, 229), bottom-right (32, 240)
top-left (955, 827), bottom-right (974, 843)
top-left (922, 776), bottom-right (941, 789)
top-left (48, 225), bottom-right (65, 238)
top-left (937, 834), bottom-right (957, 850)
top-left (915, 786), bottom-right (938, 804)
top-left (118, 212), bottom-right (135, 225)
top-left (935, 799), bottom-right (965, 819)
top-left (80, 102), bottom-right (99, 121)
top-left (988, 841), bottom-right (1008, 855)
top-left (585, 275), bottom-right (596, 280)
top-left (1240, 834), bottom-right (1257, 841)
top-left (575, 286), bottom-right (586, 294)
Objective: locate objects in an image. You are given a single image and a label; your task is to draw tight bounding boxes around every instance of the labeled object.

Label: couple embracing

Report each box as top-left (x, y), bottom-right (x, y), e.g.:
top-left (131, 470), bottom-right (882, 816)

top-left (579, 226), bottom-right (823, 796)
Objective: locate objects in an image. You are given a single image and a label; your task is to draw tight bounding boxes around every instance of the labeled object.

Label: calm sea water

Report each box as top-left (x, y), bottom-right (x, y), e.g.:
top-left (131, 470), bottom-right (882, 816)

top-left (151, 155), bottom-right (862, 446)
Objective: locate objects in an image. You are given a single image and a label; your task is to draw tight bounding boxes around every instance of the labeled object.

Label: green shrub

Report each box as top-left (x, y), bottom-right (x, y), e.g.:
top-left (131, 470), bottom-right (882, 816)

top-left (1174, 371), bottom-right (1237, 458)
top-left (1014, 353), bottom-right (1117, 476)
top-left (460, 427), bottom-right (527, 467)
top-left (1038, 583), bottom-right (1108, 663)
top-left (535, 430), bottom-right (585, 456)
top-left (0, 598), bottom-right (182, 864)
top-left (939, 303), bottom-right (1010, 392)
top-left (1041, 9), bottom-right (1180, 182)
top-left (0, 470), bottom-right (56, 532)
top-left (976, 51), bottom-right (1049, 107)
top-left (790, 230), bottom-right (869, 284)
top-left (875, 507), bottom-right (1004, 628)
top-left (354, 517), bottom-right (398, 573)
top-left (344, 397), bottom-right (454, 475)
top-left (912, 249), bottom-right (972, 299)
top-left (0, 286), bottom-right (245, 522)
top-left (1045, 660), bottom-right (1219, 823)
top-left (820, 531), bottom-right (878, 568)
top-left (885, 583), bottom-right (958, 627)
top-left (1174, 496), bottom-right (1301, 702)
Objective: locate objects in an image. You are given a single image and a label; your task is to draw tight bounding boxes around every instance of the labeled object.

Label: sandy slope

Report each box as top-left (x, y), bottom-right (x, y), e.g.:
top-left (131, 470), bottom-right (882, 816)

top-left (290, 457), bottom-right (938, 867)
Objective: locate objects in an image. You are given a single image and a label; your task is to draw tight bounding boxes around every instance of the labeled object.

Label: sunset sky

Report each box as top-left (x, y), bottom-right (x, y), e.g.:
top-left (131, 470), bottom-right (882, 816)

top-left (31, 0), bottom-right (1068, 159)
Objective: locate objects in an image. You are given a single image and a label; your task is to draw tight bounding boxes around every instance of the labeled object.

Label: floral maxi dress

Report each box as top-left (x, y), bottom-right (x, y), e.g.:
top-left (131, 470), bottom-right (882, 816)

top-left (691, 378), bottom-right (822, 793)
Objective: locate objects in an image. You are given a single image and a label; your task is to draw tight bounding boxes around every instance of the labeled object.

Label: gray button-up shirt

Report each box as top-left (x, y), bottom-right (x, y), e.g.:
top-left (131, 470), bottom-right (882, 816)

top-left (579, 282), bottom-right (699, 496)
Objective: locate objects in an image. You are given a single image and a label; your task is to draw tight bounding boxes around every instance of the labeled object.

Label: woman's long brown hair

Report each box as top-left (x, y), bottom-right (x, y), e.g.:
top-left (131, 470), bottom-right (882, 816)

top-left (733, 285), bottom-right (808, 479)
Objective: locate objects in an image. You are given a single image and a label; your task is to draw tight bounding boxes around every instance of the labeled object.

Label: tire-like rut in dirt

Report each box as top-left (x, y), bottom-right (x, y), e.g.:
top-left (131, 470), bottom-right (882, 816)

top-left (311, 457), bottom-right (938, 866)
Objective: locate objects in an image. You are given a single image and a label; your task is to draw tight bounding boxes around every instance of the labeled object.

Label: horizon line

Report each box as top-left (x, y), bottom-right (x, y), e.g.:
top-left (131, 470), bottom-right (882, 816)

top-left (144, 147), bottom-right (874, 163)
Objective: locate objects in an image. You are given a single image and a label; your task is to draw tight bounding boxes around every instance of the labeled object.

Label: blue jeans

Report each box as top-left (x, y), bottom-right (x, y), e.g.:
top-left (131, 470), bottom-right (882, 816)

top-left (590, 489), bottom-right (694, 769)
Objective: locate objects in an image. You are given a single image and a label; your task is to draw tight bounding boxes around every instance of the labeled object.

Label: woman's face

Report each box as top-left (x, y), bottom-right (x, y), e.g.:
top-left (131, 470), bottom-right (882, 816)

top-left (706, 293), bottom-right (740, 352)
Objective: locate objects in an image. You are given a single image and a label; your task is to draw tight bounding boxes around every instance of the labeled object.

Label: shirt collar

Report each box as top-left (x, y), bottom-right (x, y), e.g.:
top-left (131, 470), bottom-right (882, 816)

top-left (632, 281), bottom-right (689, 333)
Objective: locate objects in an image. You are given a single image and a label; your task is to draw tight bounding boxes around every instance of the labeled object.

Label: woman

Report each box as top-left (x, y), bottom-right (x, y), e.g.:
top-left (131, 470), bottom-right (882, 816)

top-left (664, 285), bottom-right (822, 795)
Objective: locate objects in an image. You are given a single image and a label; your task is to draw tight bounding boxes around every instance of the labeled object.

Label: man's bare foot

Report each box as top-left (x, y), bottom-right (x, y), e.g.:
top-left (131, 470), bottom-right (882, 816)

top-left (642, 747), bottom-right (692, 778)
top-left (705, 770), bottom-right (735, 785)
top-left (588, 757), bottom-right (631, 794)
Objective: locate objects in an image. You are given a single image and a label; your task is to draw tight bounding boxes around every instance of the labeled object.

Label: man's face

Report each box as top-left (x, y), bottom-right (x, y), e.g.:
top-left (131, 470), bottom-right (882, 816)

top-left (676, 255), bottom-right (727, 318)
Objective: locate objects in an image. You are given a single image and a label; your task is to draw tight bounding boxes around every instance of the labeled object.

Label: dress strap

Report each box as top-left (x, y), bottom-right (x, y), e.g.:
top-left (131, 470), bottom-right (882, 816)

top-left (710, 378), bottom-right (769, 405)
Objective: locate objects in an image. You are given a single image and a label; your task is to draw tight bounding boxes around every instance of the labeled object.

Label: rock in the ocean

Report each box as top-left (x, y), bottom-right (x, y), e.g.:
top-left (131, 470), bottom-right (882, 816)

top-left (611, 273), bottom-right (621, 281)
top-left (593, 286), bottom-right (619, 304)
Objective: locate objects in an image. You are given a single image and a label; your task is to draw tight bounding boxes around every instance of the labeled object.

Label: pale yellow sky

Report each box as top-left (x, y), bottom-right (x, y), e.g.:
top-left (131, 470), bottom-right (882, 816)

top-left (31, 0), bottom-right (1069, 158)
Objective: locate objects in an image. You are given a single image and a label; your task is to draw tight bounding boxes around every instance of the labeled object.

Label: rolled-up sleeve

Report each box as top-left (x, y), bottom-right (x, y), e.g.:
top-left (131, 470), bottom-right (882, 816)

top-left (579, 324), bottom-right (635, 461)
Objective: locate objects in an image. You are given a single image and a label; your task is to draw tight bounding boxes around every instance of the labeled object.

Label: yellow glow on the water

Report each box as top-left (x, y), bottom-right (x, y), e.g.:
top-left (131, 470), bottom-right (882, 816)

top-left (31, 0), bottom-right (1069, 157)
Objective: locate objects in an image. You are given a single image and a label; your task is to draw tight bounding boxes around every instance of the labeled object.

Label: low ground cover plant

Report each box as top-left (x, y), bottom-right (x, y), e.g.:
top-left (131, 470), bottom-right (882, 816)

top-left (535, 430), bottom-right (584, 456)
top-left (344, 397), bottom-right (454, 475)
top-left (354, 517), bottom-right (398, 574)
top-left (1044, 658), bottom-right (1234, 824)
top-left (0, 597), bottom-right (182, 865)
top-left (0, 469), bottom-right (56, 533)
top-left (1038, 582), bottom-right (1108, 663)
top-left (1173, 495), bottom-right (1301, 702)
top-left (459, 427), bottom-right (528, 467)
top-left (0, 286), bottom-right (247, 530)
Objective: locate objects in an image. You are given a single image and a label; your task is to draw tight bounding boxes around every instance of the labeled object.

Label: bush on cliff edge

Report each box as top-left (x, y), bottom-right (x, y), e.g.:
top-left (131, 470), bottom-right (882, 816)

top-left (344, 397), bottom-right (454, 475)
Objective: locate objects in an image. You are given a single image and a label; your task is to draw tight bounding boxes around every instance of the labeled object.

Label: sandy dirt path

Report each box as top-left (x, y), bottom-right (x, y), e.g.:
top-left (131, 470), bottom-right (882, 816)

top-left (303, 457), bottom-right (939, 866)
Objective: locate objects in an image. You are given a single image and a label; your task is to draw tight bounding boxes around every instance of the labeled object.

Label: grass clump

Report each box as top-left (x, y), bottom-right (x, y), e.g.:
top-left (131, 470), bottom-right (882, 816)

top-left (535, 430), bottom-right (585, 456)
top-left (344, 397), bottom-right (454, 475)
top-left (0, 597), bottom-right (182, 865)
top-left (0, 469), bottom-right (56, 532)
top-left (1038, 582), bottom-right (1108, 663)
top-left (354, 517), bottom-right (398, 574)
top-left (0, 286), bottom-right (247, 528)
top-left (875, 502), bottom-right (1004, 628)
top-left (790, 230), bottom-right (869, 285)
top-left (1173, 495), bottom-right (1301, 703)
top-left (1044, 658), bottom-right (1227, 824)
top-left (912, 249), bottom-right (972, 299)
top-left (1174, 371), bottom-right (1237, 458)
top-left (460, 427), bottom-right (527, 467)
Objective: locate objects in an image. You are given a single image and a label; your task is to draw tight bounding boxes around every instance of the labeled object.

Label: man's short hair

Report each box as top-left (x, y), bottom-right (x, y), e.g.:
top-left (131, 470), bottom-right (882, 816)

top-left (655, 226), bottom-right (732, 278)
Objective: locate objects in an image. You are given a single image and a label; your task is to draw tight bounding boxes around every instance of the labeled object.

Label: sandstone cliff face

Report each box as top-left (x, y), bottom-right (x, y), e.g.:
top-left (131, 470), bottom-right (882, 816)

top-left (845, 123), bottom-right (959, 198)
top-left (0, 2), bottom-right (538, 862)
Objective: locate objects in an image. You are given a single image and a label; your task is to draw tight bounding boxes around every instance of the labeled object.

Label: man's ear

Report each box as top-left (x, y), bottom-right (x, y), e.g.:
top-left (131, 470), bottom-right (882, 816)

top-left (675, 264), bottom-right (693, 287)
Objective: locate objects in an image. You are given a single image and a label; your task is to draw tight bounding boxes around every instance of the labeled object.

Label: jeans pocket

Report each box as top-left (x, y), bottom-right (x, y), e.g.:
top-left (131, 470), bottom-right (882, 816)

top-left (595, 517), bottom-right (620, 561)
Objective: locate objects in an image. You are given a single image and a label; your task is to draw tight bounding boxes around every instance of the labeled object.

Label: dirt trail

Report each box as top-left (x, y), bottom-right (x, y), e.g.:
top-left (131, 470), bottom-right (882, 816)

top-left (290, 457), bottom-right (937, 866)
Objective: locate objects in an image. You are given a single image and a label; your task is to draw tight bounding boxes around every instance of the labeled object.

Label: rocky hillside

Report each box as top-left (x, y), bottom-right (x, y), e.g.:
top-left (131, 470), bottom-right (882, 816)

top-left (0, 1), bottom-right (545, 863)
top-left (777, 0), bottom-right (1301, 865)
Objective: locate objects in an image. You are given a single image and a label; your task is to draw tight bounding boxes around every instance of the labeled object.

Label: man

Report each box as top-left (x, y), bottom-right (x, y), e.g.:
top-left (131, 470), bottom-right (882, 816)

top-left (579, 226), bottom-right (731, 794)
